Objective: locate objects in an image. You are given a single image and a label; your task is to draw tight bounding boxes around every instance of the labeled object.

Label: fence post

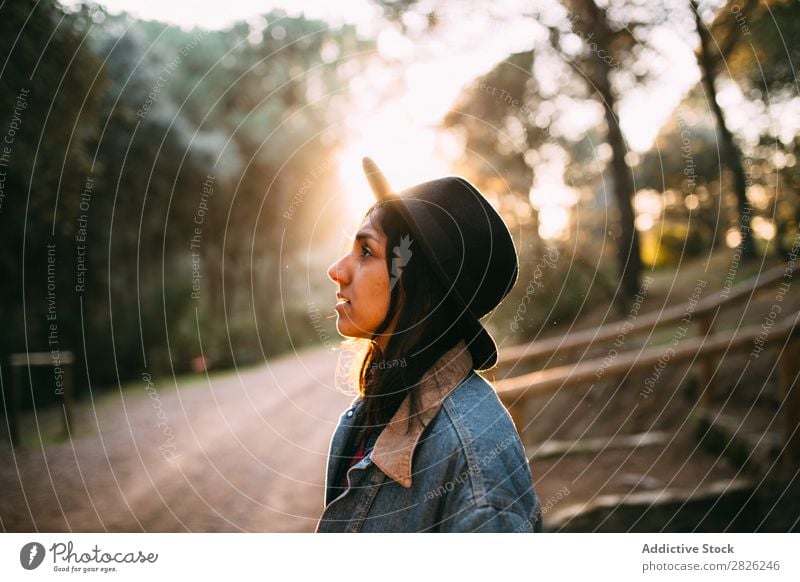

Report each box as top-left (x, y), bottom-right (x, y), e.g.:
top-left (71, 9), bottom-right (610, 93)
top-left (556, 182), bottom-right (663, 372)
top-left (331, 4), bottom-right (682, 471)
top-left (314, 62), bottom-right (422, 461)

top-left (61, 358), bottom-right (74, 438)
top-left (779, 335), bottom-right (800, 467)
top-left (4, 360), bottom-right (21, 447)
top-left (507, 400), bottom-right (527, 439)
top-left (490, 369), bottom-right (528, 438)
top-left (699, 313), bottom-right (715, 409)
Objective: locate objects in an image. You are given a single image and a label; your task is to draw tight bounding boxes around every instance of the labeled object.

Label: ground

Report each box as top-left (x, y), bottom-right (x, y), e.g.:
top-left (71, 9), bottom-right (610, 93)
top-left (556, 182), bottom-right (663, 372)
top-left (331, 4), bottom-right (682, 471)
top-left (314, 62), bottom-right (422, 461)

top-left (1, 249), bottom-right (797, 532)
top-left (1, 347), bottom-right (351, 532)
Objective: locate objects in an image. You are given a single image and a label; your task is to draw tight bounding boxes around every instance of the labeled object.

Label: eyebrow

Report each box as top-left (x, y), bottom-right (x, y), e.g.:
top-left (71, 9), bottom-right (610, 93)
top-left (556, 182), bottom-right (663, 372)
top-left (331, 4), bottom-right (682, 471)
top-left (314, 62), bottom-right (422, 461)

top-left (355, 230), bottom-right (381, 246)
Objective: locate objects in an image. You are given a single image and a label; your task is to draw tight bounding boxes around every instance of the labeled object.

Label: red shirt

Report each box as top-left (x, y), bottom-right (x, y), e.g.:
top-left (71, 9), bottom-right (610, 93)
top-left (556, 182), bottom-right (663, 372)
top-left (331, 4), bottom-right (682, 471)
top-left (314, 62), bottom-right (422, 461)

top-left (339, 434), bottom-right (368, 489)
top-left (350, 437), bottom-right (367, 468)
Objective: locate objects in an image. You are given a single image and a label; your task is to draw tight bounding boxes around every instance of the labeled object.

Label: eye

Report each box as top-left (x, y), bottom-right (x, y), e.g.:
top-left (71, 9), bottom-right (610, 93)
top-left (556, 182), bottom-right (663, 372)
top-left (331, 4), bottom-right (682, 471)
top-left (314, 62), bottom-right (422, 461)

top-left (359, 243), bottom-right (373, 258)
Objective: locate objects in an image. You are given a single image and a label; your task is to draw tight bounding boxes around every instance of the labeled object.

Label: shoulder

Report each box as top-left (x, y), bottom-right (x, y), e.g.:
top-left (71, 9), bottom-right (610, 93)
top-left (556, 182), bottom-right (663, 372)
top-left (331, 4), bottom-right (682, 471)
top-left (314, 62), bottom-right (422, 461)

top-left (441, 371), bottom-right (517, 447)
top-left (423, 372), bottom-right (507, 451)
top-left (428, 372), bottom-right (533, 506)
top-left (418, 372), bottom-right (542, 531)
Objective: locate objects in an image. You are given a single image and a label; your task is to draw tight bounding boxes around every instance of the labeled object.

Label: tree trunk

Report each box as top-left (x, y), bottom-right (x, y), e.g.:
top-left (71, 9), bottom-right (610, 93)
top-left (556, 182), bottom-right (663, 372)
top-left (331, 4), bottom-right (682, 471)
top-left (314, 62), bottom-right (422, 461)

top-left (578, 0), bottom-right (643, 304)
top-left (603, 98), bottom-right (644, 303)
top-left (692, 0), bottom-right (757, 260)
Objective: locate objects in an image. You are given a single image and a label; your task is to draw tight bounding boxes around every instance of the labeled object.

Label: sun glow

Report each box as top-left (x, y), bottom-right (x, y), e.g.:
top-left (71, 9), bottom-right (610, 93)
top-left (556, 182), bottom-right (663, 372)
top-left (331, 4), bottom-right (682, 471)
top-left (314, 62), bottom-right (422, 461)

top-left (336, 108), bottom-right (455, 216)
top-left (528, 145), bottom-right (578, 240)
top-left (336, 58), bottom-right (474, 216)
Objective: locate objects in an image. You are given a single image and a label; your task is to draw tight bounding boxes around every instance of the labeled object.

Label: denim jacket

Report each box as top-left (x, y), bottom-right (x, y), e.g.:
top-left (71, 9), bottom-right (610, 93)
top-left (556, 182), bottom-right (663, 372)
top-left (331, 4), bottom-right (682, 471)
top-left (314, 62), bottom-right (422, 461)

top-left (316, 340), bottom-right (543, 532)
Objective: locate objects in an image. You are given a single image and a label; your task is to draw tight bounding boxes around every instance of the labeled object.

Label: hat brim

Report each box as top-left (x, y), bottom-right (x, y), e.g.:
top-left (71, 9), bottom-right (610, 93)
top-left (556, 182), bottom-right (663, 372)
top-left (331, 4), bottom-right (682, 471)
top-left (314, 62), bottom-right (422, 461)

top-left (361, 157), bottom-right (499, 371)
top-left (458, 313), bottom-right (499, 371)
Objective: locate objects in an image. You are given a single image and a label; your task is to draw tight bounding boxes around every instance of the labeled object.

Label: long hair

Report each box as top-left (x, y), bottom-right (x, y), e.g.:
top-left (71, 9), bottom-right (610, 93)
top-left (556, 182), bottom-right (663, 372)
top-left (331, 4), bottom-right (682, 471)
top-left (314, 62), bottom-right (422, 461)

top-left (355, 200), bottom-right (469, 442)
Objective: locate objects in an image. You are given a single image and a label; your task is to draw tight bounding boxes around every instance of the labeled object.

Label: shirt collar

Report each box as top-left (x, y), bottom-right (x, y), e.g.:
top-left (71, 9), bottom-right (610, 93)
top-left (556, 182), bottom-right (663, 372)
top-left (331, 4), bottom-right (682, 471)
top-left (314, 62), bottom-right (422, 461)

top-left (370, 339), bottom-right (473, 488)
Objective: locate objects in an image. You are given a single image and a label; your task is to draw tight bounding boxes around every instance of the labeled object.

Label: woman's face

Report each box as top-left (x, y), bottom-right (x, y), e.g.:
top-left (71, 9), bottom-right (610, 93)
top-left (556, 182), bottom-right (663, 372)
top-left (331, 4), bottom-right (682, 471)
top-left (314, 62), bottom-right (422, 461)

top-left (327, 215), bottom-right (394, 347)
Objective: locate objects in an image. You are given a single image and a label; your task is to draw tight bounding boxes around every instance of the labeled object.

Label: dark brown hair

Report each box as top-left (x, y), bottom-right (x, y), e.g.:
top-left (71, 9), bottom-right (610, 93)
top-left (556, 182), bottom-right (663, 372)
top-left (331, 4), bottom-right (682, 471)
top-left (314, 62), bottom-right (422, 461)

top-left (355, 200), bottom-right (469, 442)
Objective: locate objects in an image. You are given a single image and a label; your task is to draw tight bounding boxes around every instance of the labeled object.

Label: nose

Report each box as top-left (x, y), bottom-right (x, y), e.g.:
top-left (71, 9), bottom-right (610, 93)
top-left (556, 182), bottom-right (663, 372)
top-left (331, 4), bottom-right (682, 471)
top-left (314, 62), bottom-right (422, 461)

top-left (327, 254), bottom-right (348, 285)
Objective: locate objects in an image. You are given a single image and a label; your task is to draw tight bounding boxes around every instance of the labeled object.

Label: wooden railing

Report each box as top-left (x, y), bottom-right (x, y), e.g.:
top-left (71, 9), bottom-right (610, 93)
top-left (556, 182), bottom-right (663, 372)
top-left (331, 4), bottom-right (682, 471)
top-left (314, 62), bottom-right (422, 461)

top-left (496, 265), bottom-right (785, 374)
top-left (3, 351), bottom-right (75, 446)
top-left (494, 265), bottom-right (799, 464)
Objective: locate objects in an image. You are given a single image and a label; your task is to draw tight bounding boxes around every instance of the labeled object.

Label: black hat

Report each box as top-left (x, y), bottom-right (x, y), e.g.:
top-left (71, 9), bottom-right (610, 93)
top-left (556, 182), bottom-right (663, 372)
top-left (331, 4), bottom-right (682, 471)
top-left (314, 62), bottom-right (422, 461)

top-left (362, 157), bottom-right (519, 370)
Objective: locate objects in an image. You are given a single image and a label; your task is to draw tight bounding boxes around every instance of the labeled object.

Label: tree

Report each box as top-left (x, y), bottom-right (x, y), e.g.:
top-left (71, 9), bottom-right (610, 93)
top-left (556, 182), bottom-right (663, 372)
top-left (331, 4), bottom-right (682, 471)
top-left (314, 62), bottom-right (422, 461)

top-left (545, 0), bottom-right (671, 303)
top-left (714, 0), bottom-right (800, 258)
top-left (373, 0), bottom-right (669, 304)
top-left (0, 0), bottom-right (106, 375)
top-left (690, 0), bottom-right (758, 259)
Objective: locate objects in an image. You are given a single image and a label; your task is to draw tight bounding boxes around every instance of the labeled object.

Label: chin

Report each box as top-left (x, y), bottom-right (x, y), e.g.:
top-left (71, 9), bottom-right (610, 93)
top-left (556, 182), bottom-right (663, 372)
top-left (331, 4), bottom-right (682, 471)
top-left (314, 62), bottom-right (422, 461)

top-left (335, 322), bottom-right (358, 339)
top-left (336, 322), bottom-right (371, 342)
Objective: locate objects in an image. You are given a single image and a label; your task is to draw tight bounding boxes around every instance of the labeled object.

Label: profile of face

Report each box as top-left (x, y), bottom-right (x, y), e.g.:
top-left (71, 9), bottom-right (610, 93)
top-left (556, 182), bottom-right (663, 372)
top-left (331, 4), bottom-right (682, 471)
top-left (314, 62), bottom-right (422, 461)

top-left (327, 214), bottom-right (395, 348)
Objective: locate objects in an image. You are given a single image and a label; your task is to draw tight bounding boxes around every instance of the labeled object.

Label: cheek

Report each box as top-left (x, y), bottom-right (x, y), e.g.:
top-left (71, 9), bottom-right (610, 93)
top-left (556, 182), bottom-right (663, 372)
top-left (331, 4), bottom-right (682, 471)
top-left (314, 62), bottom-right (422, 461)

top-left (365, 266), bottom-right (391, 319)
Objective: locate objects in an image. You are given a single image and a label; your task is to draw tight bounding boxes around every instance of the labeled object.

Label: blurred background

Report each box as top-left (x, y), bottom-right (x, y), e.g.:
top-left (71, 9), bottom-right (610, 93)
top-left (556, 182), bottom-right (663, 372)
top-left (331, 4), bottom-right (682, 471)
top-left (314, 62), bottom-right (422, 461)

top-left (1, 0), bottom-right (798, 532)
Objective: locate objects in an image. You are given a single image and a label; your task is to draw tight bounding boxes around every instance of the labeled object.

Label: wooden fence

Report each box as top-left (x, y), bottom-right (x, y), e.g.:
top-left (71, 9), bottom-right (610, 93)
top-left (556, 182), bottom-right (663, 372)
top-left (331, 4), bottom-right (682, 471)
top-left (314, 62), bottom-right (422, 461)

top-left (494, 265), bottom-right (800, 464)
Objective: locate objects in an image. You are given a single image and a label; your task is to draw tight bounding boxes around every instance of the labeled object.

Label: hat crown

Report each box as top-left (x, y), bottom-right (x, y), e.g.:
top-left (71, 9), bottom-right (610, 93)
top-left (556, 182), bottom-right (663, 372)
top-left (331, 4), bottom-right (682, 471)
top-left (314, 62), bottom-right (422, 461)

top-left (361, 157), bottom-right (519, 370)
top-left (399, 177), bottom-right (519, 318)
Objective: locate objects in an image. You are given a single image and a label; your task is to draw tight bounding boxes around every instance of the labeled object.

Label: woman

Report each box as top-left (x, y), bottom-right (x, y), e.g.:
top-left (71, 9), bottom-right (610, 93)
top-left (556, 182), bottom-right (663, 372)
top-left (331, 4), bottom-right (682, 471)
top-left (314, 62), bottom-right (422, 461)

top-left (316, 158), bottom-right (543, 533)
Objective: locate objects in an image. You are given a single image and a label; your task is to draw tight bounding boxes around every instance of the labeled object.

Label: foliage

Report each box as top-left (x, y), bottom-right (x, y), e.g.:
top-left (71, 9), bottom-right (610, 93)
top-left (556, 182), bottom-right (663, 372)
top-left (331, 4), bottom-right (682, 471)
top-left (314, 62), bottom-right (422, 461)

top-left (0, 0), bottom-right (373, 398)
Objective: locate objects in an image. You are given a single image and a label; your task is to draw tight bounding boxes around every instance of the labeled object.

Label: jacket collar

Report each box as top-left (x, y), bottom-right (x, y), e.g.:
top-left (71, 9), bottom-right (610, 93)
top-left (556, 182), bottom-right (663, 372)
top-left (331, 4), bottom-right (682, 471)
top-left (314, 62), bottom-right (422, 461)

top-left (371, 339), bottom-right (473, 488)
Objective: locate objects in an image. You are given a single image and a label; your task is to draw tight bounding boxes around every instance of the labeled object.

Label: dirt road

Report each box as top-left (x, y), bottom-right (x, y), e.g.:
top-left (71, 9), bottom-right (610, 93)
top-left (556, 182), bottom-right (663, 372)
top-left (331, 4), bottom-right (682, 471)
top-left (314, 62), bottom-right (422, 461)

top-left (0, 346), bottom-right (353, 532)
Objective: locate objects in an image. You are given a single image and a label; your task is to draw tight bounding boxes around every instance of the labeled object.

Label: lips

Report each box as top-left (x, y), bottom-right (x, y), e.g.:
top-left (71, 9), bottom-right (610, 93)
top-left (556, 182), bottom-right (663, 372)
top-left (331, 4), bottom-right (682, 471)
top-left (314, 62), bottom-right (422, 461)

top-left (335, 293), bottom-right (351, 308)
